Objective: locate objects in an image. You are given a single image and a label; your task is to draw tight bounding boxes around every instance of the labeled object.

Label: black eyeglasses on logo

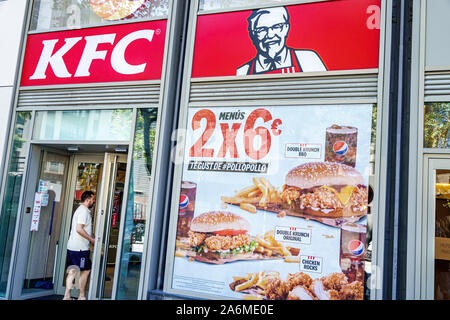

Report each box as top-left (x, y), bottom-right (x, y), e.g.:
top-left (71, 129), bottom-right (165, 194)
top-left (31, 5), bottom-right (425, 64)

top-left (253, 23), bottom-right (287, 37)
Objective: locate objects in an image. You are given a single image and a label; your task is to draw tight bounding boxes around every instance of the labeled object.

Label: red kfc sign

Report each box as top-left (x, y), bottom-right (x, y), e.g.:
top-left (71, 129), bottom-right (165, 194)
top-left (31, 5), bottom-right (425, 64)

top-left (21, 20), bottom-right (167, 86)
top-left (192, 0), bottom-right (380, 78)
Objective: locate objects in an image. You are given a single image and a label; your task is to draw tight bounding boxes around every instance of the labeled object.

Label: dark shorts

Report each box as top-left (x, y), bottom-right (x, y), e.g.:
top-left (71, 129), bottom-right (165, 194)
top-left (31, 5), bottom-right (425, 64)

top-left (66, 250), bottom-right (92, 271)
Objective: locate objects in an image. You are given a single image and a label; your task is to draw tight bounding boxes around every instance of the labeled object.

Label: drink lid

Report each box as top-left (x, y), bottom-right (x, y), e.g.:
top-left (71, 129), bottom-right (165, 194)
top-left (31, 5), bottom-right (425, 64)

top-left (326, 125), bottom-right (358, 134)
top-left (342, 222), bottom-right (366, 233)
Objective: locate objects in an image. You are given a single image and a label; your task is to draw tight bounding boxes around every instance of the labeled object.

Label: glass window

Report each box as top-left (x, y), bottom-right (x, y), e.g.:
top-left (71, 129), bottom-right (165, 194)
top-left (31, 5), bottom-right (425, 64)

top-left (170, 104), bottom-right (377, 300)
top-left (116, 108), bottom-right (157, 299)
top-left (199, 0), bottom-right (287, 11)
top-left (0, 112), bottom-right (32, 297)
top-left (33, 109), bottom-right (133, 142)
top-left (424, 103), bottom-right (450, 148)
top-left (30, 0), bottom-right (169, 32)
top-left (434, 170), bottom-right (450, 300)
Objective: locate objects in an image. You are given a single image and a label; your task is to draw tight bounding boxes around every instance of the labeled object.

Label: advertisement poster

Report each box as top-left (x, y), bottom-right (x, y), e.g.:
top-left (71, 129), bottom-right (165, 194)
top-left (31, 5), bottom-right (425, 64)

top-left (172, 104), bottom-right (373, 300)
top-left (192, 0), bottom-right (380, 78)
top-left (30, 192), bottom-right (43, 232)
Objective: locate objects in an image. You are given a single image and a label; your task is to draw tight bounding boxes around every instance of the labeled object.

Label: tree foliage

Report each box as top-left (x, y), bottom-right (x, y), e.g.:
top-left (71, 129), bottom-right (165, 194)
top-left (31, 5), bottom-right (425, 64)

top-left (424, 103), bottom-right (450, 148)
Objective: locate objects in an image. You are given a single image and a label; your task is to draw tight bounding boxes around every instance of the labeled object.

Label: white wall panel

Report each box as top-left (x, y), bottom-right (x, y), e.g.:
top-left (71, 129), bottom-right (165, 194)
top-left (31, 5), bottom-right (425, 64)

top-left (0, 87), bottom-right (13, 158)
top-left (0, 0), bottom-right (27, 87)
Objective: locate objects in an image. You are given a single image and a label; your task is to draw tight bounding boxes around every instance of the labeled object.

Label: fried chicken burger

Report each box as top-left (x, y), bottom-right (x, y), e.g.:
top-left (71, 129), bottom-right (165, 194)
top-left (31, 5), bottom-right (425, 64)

top-left (280, 162), bottom-right (368, 218)
top-left (188, 211), bottom-right (257, 263)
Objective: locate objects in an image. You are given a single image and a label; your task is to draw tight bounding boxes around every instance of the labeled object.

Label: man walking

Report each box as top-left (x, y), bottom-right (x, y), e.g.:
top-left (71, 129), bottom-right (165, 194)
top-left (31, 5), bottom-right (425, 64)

top-left (63, 191), bottom-right (96, 300)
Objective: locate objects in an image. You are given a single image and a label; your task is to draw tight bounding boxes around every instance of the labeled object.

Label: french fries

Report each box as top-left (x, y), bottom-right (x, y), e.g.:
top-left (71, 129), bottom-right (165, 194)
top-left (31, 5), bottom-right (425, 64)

top-left (222, 177), bottom-right (282, 209)
top-left (240, 203), bottom-right (257, 213)
top-left (220, 196), bottom-right (261, 204)
top-left (175, 250), bottom-right (187, 258)
top-left (231, 270), bottom-right (281, 297)
top-left (284, 256), bottom-right (301, 263)
top-left (232, 276), bottom-right (247, 282)
top-left (235, 185), bottom-right (259, 197)
top-left (235, 272), bottom-right (259, 292)
top-left (253, 230), bottom-right (295, 258)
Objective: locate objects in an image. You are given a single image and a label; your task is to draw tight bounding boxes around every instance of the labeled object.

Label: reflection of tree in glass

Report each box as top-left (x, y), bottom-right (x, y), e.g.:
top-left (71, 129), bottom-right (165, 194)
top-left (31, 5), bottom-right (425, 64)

top-left (134, 109), bottom-right (158, 173)
top-left (371, 104), bottom-right (377, 145)
top-left (424, 103), bottom-right (450, 148)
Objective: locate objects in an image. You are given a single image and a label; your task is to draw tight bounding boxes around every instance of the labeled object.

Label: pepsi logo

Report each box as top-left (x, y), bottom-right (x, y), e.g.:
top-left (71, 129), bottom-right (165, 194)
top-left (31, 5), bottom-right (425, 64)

top-left (348, 240), bottom-right (365, 256)
top-left (179, 194), bottom-right (189, 209)
top-left (333, 141), bottom-right (348, 156)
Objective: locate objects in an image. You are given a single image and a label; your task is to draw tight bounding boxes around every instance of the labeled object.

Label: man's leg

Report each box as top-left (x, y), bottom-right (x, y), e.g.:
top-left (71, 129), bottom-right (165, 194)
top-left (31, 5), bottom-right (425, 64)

top-left (78, 270), bottom-right (91, 300)
top-left (63, 268), bottom-right (76, 300)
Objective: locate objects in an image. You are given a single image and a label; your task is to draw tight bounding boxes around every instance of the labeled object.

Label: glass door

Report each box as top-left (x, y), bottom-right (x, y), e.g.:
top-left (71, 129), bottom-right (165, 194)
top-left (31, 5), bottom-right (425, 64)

top-left (22, 150), bottom-right (69, 296)
top-left (55, 154), bottom-right (104, 296)
top-left (89, 153), bottom-right (127, 300)
top-left (427, 158), bottom-right (450, 300)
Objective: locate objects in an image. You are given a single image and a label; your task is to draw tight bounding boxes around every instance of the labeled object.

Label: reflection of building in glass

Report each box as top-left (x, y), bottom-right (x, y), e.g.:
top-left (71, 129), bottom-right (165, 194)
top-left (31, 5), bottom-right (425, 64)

top-left (200, 0), bottom-right (285, 11)
top-left (30, 0), bottom-right (169, 31)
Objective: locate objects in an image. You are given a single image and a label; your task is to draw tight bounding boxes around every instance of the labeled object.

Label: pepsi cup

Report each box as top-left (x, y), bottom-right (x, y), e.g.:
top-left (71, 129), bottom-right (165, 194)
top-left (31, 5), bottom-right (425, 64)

top-left (325, 125), bottom-right (358, 167)
top-left (177, 181), bottom-right (197, 238)
top-left (340, 222), bottom-right (366, 283)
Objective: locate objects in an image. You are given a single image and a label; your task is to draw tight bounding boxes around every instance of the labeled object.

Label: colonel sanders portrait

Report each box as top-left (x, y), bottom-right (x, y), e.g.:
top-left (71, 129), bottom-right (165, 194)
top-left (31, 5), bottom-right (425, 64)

top-left (237, 6), bottom-right (327, 75)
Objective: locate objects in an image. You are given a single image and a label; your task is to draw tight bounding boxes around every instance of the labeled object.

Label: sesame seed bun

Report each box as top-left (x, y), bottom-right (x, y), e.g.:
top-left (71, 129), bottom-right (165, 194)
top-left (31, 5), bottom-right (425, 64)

top-left (190, 211), bottom-right (250, 234)
top-left (285, 162), bottom-right (364, 189)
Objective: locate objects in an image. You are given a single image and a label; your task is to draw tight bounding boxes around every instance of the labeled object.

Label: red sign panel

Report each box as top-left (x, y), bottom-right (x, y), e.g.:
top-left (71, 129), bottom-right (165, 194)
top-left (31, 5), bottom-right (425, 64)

top-left (21, 20), bottom-right (167, 86)
top-left (192, 0), bottom-right (380, 78)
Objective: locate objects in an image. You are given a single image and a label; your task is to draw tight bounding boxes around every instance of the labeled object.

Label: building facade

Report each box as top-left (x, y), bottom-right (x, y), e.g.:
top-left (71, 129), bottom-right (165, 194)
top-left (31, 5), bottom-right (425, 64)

top-left (0, 0), bottom-right (448, 301)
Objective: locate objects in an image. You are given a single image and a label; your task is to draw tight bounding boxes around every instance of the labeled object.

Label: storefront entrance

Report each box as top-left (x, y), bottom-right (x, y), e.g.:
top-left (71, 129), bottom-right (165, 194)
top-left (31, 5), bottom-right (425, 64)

top-left (11, 145), bottom-right (128, 300)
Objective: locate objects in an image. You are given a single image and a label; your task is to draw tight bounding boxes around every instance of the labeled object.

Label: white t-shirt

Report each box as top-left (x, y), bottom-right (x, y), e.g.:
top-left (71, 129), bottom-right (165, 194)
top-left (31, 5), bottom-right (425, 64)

top-left (67, 205), bottom-right (92, 251)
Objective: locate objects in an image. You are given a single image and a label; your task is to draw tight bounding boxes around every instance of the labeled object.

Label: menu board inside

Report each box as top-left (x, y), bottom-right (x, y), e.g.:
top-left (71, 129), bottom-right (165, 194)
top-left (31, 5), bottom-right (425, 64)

top-left (171, 104), bottom-right (374, 300)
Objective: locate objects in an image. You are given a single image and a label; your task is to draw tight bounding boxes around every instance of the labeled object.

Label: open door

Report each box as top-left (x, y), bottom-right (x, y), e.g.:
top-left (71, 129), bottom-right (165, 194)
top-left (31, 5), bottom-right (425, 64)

top-left (89, 153), bottom-right (127, 300)
top-left (55, 154), bottom-right (104, 297)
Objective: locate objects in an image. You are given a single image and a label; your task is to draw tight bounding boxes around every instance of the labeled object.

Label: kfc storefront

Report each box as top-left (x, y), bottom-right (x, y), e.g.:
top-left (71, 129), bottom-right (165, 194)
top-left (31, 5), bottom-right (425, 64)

top-left (163, 0), bottom-right (391, 300)
top-left (0, 0), bottom-right (185, 300)
top-left (3, 0), bottom-right (443, 302)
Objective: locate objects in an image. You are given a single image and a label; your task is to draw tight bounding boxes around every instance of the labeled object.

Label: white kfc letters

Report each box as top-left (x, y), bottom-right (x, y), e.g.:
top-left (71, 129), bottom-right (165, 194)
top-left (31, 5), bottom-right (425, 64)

top-left (30, 37), bottom-right (82, 79)
top-left (29, 29), bottom-right (154, 80)
top-left (74, 34), bottom-right (116, 77)
top-left (111, 29), bottom-right (154, 75)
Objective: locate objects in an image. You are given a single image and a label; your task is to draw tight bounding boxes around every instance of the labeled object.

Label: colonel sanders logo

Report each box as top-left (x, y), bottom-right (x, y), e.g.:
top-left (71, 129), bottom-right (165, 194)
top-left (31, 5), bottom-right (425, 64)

top-left (237, 6), bottom-right (327, 75)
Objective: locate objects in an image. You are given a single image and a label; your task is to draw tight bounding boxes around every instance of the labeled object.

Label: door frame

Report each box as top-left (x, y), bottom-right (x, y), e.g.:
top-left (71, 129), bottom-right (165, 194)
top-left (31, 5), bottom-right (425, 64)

top-left (423, 155), bottom-right (450, 299)
top-left (54, 153), bottom-right (105, 296)
top-left (8, 148), bottom-right (130, 300)
top-left (9, 145), bottom-right (70, 300)
top-left (88, 153), bottom-right (128, 300)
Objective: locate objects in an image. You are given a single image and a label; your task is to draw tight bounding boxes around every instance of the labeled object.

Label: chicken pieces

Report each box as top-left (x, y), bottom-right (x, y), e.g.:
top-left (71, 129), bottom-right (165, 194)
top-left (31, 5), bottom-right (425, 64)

top-left (264, 272), bottom-right (363, 300)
